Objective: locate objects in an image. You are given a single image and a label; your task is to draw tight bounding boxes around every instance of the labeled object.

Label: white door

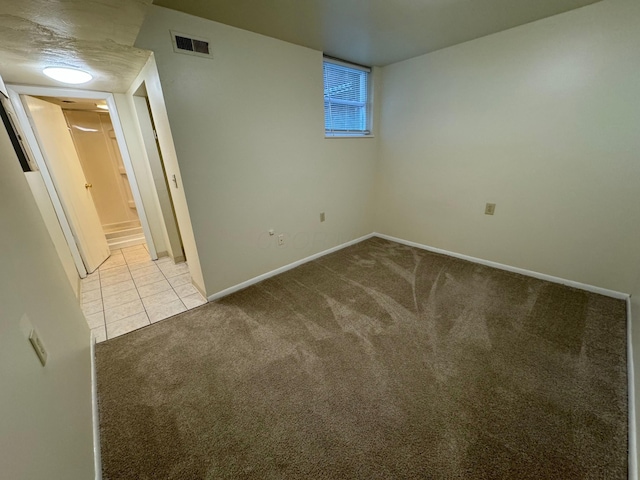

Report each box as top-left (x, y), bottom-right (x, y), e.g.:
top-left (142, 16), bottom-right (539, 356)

top-left (22, 95), bottom-right (109, 273)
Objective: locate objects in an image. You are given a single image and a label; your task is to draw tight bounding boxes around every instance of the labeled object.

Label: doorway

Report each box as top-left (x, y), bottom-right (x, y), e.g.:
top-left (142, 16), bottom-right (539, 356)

top-left (7, 83), bottom-right (208, 341)
top-left (7, 85), bottom-right (158, 277)
top-left (132, 82), bottom-right (185, 263)
top-left (52, 96), bottom-right (146, 251)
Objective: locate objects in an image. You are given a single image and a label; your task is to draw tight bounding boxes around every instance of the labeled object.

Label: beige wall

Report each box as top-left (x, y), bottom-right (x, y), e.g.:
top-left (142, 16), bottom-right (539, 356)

top-left (0, 108), bottom-right (94, 478)
top-left (65, 109), bottom-right (139, 228)
top-left (376, 0), bottom-right (640, 294)
top-left (135, 6), bottom-right (379, 296)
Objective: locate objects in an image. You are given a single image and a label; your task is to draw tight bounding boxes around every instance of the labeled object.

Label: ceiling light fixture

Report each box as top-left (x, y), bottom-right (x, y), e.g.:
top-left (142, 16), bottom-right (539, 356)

top-left (96, 104), bottom-right (109, 111)
top-left (43, 67), bottom-right (93, 85)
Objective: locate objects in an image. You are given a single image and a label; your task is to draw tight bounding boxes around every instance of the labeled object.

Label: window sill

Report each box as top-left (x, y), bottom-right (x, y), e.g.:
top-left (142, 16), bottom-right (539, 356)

top-left (325, 135), bottom-right (375, 139)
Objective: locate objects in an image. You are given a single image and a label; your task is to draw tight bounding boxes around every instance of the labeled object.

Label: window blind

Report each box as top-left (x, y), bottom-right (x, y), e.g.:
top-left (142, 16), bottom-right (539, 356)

top-left (323, 59), bottom-right (371, 136)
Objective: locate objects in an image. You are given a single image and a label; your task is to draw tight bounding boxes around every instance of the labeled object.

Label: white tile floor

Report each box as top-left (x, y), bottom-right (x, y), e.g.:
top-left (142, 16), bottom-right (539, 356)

top-left (80, 244), bottom-right (207, 342)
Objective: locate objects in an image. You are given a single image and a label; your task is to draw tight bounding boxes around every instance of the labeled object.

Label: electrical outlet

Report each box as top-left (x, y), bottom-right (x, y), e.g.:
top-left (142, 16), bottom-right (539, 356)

top-left (29, 329), bottom-right (48, 366)
top-left (278, 234), bottom-right (284, 246)
top-left (485, 203), bottom-right (496, 215)
top-left (320, 212), bottom-right (325, 222)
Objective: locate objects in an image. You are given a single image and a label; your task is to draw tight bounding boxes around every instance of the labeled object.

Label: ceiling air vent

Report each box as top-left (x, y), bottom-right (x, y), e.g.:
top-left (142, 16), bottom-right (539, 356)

top-left (171, 31), bottom-right (213, 59)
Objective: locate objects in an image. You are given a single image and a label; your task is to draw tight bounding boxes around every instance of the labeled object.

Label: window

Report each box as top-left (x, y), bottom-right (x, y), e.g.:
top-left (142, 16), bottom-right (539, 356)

top-left (323, 57), bottom-right (371, 137)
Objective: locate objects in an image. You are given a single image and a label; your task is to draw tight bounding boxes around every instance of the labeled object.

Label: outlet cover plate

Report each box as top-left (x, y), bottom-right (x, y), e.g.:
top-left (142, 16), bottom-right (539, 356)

top-left (485, 203), bottom-right (496, 215)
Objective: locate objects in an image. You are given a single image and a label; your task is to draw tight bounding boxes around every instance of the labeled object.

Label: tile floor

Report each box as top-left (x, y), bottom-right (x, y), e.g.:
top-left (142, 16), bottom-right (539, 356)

top-left (80, 244), bottom-right (207, 342)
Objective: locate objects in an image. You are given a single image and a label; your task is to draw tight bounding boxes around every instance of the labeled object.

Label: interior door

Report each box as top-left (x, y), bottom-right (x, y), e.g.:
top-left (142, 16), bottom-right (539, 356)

top-left (22, 95), bottom-right (109, 273)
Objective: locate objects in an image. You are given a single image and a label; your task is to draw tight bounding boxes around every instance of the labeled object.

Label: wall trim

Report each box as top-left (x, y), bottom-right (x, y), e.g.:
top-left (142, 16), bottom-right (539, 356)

top-left (374, 233), bottom-right (629, 300)
top-left (208, 233), bottom-right (375, 301)
top-left (206, 231), bottom-right (634, 474)
top-left (209, 231), bottom-right (630, 302)
top-left (90, 334), bottom-right (102, 480)
top-left (628, 297), bottom-right (638, 480)
top-left (376, 232), bottom-right (635, 476)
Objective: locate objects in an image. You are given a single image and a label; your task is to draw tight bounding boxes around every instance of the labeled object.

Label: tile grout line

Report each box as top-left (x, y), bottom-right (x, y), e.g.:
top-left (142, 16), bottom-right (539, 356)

top-left (106, 247), bottom-right (152, 339)
top-left (98, 267), bottom-right (106, 340)
top-left (91, 245), bottom-right (202, 339)
top-left (124, 251), bottom-right (152, 330)
top-left (97, 247), bottom-right (141, 339)
top-left (80, 270), bottom-right (105, 340)
top-left (99, 249), bottom-right (128, 340)
top-left (160, 264), bottom-right (189, 312)
top-left (122, 250), bottom-right (184, 329)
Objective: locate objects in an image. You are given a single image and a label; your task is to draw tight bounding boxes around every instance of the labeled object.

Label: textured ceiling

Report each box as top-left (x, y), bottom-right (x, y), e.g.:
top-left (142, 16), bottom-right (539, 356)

top-left (153, 0), bottom-right (602, 66)
top-left (0, 0), bottom-right (603, 92)
top-left (0, 0), bottom-right (153, 92)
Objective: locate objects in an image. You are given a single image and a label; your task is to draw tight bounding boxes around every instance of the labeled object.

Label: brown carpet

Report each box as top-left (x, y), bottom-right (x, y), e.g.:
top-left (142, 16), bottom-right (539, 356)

top-left (96, 237), bottom-right (628, 479)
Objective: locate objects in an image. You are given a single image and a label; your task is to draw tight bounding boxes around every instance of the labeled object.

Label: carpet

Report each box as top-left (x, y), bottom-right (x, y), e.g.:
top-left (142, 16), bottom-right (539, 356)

top-left (96, 237), bottom-right (628, 479)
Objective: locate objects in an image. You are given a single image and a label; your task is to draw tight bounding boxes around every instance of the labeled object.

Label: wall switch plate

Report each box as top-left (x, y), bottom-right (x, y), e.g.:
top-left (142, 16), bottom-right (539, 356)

top-left (278, 234), bottom-right (284, 246)
top-left (485, 203), bottom-right (496, 215)
top-left (29, 329), bottom-right (48, 366)
top-left (320, 212), bottom-right (325, 222)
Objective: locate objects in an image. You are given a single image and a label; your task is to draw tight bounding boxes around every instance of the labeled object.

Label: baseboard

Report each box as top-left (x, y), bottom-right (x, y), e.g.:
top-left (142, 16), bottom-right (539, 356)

top-left (628, 297), bottom-right (638, 480)
top-left (90, 333), bottom-right (102, 480)
top-left (102, 220), bottom-right (141, 232)
top-left (209, 231), bottom-right (629, 302)
top-left (374, 233), bottom-right (629, 300)
top-left (377, 232), bottom-right (635, 475)
top-left (208, 233), bottom-right (375, 301)
top-left (205, 230), bottom-right (634, 474)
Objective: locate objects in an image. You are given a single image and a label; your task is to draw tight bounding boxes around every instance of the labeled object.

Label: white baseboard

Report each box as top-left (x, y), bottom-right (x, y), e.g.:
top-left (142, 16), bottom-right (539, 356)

top-left (208, 233), bottom-right (375, 301)
top-left (209, 230), bottom-right (629, 302)
top-left (628, 297), bottom-right (638, 480)
top-left (206, 230), bottom-right (634, 476)
top-left (90, 334), bottom-right (102, 480)
top-left (374, 233), bottom-right (629, 300)
top-left (374, 233), bottom-right (636, 477)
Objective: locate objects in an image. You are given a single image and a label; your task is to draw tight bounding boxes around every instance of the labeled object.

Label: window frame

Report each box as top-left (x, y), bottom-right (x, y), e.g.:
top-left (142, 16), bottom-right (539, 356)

top-left (323, 56), bottom-right (373, 138)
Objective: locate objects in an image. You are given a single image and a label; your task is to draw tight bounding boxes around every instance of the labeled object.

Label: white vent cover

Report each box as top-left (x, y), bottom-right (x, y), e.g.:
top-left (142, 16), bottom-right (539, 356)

top-left (170, 31), bottom-right (213, 59)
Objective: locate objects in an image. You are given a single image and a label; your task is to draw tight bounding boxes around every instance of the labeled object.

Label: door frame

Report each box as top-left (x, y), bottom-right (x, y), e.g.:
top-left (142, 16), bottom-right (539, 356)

top-left (7, 85), bottom-right (158, 277)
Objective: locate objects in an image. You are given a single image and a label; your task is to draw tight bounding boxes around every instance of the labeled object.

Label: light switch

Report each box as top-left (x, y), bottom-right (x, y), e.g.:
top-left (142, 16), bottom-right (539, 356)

top-left (29, 329), bottom-right (48, 366)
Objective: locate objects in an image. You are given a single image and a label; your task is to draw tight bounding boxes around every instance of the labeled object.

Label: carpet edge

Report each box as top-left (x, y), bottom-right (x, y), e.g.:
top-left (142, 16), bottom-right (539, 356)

top-left (207, 233), bottom-right (376, 302)
top-left (375, 233), bottom-right (630, 300)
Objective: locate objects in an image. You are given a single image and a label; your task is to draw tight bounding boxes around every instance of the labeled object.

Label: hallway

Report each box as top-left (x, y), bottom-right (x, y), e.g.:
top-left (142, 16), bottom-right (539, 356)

top-left (80, 245), bottom-right (207, 342)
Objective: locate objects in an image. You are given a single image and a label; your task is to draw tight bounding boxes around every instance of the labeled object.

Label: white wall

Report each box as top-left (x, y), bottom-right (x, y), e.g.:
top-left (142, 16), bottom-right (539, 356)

top-left (0, 112), bottom-right (94, 478)
top-left (632, 290), bottom-right (640, 477)
top-left (126, 55), bottom-right (206, 293)
top-left (131, 94), bottom-right (184, 262)
top-left (135, 7), bottom-right (379, 296)
top-left (24, 171), bottom-right (80, 297)
top-left (113, 92), bottom-right (169, 257)
top-left (376, 0), bottom-right (640, 294)
top-left (376, 0), bottom-right (640, 472)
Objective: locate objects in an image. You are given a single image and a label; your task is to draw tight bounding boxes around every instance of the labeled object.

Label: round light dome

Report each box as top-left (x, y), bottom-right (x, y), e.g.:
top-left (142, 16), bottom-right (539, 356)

top-left (43, 67), bottom-right (93, 85)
